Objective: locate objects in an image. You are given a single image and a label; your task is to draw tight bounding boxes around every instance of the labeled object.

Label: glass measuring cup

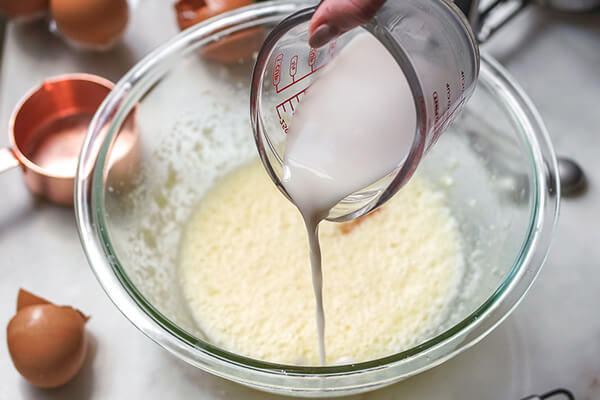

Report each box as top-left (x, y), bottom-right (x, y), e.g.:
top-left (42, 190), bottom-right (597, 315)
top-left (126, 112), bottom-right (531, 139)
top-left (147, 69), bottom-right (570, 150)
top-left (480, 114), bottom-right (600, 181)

top-left (251, 0), bottom-right (480, 221)
top-left (0, 74), bottom-right (138, 205)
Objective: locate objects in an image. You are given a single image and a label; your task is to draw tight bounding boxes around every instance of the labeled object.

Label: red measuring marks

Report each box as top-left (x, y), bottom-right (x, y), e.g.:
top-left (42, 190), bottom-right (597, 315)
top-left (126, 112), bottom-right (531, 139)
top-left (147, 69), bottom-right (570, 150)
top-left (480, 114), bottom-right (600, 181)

top-left (271, 41), bottom-right (338, 134)
top-left (273, 59), bottom-right (325, 94)
top-left (275, 87), bottom-right (309, 134)
top-left (309, 48), bottom-right (317, 70)
top-left (272, 41), bottom-right (337, 94)
top-left (429, 89), bottom-right (466, 150)
top-left (272, 53), bottom-right (283, 87)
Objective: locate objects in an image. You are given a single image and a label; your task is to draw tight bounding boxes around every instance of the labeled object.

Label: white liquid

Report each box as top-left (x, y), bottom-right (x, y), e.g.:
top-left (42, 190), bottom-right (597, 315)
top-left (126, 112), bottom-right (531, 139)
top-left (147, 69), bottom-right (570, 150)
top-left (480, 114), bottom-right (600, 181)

top-left (282, 33), bottom-right (417, 364)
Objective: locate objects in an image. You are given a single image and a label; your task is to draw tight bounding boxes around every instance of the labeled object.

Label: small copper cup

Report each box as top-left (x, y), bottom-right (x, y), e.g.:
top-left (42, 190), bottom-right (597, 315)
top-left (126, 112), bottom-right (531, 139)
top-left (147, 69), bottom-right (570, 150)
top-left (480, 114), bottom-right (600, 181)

top-left (0, 73), bottom-right (138, 205)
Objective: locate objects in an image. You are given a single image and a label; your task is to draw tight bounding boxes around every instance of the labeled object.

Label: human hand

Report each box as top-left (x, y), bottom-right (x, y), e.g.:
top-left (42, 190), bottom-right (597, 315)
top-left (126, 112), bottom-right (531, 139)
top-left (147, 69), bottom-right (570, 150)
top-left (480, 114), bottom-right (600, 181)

top-left (308, 0), bottom-right (387, 48)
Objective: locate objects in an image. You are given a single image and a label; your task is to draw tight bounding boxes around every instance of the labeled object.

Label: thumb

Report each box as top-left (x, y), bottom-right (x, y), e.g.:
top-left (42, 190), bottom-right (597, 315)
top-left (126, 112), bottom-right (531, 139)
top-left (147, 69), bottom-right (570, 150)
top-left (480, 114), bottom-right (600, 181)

top-left (308, 0), bottom-right (386, 48)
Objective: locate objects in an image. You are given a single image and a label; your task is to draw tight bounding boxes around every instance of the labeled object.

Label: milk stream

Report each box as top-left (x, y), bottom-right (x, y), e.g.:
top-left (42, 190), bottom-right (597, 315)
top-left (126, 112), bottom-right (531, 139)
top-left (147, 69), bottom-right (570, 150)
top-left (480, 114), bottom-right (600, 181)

top-left (282, 33), bottom-right (417, 365)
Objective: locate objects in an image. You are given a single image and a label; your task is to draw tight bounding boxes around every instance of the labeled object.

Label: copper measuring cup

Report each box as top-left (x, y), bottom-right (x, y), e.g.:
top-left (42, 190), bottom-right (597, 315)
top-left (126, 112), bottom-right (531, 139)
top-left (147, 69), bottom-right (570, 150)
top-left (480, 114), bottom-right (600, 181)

top-left (0, 73), bottom-right (138, 205)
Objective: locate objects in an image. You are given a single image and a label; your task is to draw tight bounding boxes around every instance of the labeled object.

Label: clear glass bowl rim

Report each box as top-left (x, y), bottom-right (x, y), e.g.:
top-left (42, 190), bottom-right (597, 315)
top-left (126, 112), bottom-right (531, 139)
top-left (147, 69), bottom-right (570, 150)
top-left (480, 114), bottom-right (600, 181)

top-left (75, 0), bottom-right (560, 394)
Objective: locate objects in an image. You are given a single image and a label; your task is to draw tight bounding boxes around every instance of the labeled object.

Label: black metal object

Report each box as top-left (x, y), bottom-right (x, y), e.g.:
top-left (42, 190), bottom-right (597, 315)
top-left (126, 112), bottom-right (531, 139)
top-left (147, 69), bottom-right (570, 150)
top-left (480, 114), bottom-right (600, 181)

top-left (558, 157), bottom-right (588, 196)
top-left (521, 388), bottom-right (575, 400)
top-left (477, 0), bottom-right (531, 42)
top-left (453, 0), bottom-right (532, 43)
top-left (454, 0), bottom-right (479, 16)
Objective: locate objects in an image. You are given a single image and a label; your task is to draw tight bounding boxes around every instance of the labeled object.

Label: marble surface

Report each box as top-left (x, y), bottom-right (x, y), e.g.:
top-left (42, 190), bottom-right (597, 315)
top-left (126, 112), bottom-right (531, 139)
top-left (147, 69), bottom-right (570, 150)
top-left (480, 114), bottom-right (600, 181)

top-left (0, 2), bottom-right (599, 399)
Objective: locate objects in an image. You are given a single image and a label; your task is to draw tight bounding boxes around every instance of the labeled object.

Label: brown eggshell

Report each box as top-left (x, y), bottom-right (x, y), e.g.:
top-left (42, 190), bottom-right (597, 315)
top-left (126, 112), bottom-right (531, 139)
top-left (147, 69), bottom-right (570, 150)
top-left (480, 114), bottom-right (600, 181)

top-left (175, 0), bottom-right (251, 30)
top-left (7, 304), bottom-right (88, 388)
top-left (17, 289), bottom-right (51, 311)
top-left (202, 27), bottom-right (265, 64)
top-left (175, 0), bottom-right (264, 64)
top-left (50, 0), bottom-right (129, 48)
top-left (0, 0), bottom-right (48, 18)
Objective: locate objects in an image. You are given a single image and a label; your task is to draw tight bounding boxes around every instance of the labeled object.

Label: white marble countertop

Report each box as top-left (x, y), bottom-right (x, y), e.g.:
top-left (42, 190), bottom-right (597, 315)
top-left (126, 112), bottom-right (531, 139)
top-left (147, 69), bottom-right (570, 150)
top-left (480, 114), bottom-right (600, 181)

top-left (0, 2), bottom-right (599, 399)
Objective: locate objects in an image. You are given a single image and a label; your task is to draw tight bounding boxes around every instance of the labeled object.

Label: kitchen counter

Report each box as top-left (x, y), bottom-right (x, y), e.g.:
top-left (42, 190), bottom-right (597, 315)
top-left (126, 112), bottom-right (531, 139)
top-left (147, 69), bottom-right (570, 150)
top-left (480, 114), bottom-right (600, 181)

top-left (0, 3), bottom-right (599, 399)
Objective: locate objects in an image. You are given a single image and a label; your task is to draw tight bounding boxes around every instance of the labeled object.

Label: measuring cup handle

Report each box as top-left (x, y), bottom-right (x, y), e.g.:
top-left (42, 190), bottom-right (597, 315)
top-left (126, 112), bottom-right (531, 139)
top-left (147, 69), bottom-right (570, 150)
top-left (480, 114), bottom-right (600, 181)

top-left (0, 147), bottom-right (20, 174)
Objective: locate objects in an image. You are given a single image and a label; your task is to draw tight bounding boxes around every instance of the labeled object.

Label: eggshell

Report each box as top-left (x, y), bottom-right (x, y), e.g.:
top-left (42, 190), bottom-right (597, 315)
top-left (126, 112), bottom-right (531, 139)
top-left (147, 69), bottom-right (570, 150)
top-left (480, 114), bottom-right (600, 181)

top-left (17, 289), bottom-right (50, 311)
top-left (50, 0), bottom-right (129, 50)
top-left (174, 0), bottom-right (265, 63)
top-left (7, 304), bottom-right (88, 388)
top-left (175, 0), bottom-right (252, 30)
top-left (202, 27), bottom-right (265, 63)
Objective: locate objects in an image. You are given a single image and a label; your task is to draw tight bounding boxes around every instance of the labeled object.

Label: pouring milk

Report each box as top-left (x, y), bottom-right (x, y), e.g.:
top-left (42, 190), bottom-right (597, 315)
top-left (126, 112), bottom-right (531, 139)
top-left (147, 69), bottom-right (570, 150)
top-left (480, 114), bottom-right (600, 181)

top-left (282, 32), bottom-right (417, 364)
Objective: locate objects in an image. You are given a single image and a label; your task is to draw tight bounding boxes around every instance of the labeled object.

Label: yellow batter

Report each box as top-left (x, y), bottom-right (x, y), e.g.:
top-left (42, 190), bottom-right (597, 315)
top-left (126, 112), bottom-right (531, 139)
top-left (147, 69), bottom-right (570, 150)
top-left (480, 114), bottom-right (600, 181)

top-left (178, 162), bottom-right (464, 365)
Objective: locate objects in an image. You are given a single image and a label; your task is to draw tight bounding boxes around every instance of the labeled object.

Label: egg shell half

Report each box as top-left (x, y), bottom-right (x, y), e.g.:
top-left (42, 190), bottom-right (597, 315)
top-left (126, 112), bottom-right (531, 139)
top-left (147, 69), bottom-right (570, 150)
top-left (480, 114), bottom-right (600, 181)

top-left (50, 0), bottom-right (129, 49)
top-left (7, 304), bottom-right (88, 388)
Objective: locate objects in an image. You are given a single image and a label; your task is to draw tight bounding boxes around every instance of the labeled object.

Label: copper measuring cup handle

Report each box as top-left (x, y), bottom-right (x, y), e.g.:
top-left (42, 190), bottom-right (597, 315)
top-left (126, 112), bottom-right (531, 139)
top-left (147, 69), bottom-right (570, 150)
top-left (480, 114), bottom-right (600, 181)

top-left (0, 147), bottom-right (20, 174)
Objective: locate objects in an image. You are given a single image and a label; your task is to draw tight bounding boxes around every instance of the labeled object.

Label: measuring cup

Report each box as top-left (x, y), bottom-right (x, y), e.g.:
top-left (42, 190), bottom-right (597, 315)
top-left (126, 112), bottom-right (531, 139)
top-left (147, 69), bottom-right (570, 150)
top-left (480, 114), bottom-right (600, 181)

top-left (251, 0), bottom-right (480, 221)
top-left (0, 74), bottom-right (138, 206)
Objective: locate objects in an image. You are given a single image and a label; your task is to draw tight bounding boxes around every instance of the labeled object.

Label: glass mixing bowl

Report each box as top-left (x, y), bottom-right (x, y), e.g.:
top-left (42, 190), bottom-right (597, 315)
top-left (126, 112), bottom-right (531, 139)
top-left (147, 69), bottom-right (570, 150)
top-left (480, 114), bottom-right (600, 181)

top-left (75, 0), bottom-right (559, 396)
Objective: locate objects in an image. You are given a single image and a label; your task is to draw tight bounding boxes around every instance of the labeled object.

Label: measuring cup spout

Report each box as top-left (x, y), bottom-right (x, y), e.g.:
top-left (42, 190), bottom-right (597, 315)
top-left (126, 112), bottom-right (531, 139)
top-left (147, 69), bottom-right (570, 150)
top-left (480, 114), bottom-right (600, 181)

top-left (0, 148), bottom-right (20, 174)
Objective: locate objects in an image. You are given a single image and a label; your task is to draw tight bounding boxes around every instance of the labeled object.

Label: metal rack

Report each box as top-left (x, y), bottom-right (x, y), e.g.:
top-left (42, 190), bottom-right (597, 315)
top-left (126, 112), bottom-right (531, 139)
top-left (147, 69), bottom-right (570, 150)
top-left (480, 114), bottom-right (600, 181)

top-left (521, 388), bottom-right (575, 400)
